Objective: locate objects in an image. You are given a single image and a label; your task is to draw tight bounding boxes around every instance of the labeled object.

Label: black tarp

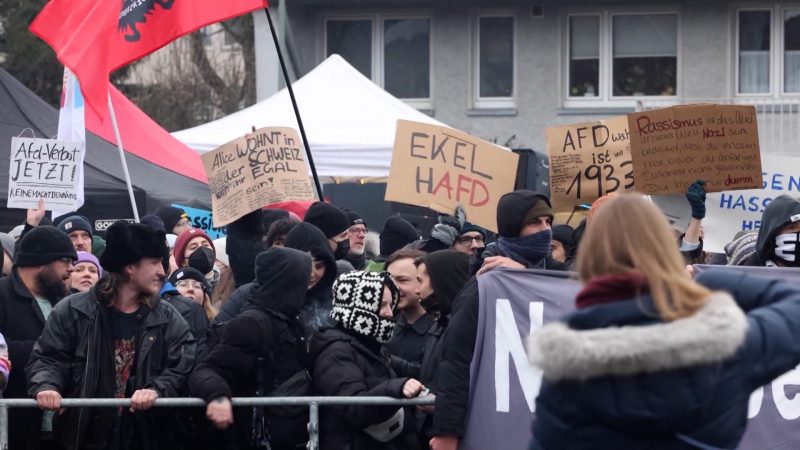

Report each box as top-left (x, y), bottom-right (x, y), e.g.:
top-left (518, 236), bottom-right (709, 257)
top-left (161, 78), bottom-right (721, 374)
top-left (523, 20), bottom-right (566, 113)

top-left (0, 68), bottom-right (211, 233)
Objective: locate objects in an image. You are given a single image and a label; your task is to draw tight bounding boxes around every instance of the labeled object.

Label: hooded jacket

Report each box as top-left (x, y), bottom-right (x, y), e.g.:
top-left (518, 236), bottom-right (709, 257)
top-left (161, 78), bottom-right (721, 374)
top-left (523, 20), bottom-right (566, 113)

top-left (190, 247), bottom-right (311, 448)
top-left (747, 195), bottom-right (800, 266)
top-left (529, 270), bottom-right (800, 449)
top-left (285, 223), bottom-right (337, 335)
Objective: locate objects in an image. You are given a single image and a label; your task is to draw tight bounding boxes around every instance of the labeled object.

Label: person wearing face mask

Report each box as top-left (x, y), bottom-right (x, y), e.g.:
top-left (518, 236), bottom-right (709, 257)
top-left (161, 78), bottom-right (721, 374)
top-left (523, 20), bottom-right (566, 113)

top-left (191, 247), bottom-right (313, 449)
top-left (303, 201), bottom-right (352, 262)
top-left (385, 249), bottom-right (431, 363)
top-left (69, 251), bottom-right (102, 293)
top-left (473, 191), bottom-right (555, 275)
top-left (173, 228), bottom-right (220, 290)
top-left (744, 194), bottom-right (800, 267)
top-left (310, 271), bottom-right (425, 450)
top-left (430, 190), bottom-right (555, 450)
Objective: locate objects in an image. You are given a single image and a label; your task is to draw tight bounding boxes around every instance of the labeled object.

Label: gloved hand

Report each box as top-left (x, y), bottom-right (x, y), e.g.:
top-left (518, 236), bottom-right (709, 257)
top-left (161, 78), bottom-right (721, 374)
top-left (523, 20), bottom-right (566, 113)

top-left (686, 180), bottom-right (706, 220)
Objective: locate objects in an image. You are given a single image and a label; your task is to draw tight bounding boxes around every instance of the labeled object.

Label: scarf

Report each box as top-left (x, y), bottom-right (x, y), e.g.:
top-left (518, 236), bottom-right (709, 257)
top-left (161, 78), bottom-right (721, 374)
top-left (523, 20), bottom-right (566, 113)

top-left (576, 272), bottom-right (648, 309)
top-left (496, 229), bottom-right (552, 267)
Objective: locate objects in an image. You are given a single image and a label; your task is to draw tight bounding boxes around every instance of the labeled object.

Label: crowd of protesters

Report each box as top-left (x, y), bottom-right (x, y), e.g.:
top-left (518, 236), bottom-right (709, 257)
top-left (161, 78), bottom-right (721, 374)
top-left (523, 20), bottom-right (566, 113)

top-left (2, 180), bottom-right (800, 449)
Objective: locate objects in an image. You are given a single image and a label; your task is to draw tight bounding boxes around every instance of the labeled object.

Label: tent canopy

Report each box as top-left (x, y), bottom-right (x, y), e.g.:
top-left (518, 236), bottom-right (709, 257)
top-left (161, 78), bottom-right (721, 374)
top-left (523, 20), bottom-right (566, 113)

top-left (172, 54), bottom-right (447, 178)
top-left (0, 68), bottom-right (211, 231)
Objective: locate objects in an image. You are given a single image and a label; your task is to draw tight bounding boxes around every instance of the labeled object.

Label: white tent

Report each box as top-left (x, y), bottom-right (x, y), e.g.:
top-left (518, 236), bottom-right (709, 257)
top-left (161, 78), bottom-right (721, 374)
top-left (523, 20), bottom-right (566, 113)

top-left (172, 55), bottom-right (447, 178)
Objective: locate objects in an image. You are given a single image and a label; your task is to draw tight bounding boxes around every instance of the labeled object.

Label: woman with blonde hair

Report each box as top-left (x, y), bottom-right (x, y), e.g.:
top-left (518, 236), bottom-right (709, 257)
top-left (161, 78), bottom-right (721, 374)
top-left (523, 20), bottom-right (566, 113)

top-left (529, 192), bottom-right (800, 449)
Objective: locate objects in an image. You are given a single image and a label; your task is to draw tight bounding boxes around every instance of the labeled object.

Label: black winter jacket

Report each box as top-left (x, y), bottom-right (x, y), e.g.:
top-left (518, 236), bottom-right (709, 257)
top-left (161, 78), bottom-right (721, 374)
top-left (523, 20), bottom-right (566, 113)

top-left (0, 268), bottom-right (64, 449)
top-left (26, 287), bottom-right (197, 450)
top-left (163, 290), bottom-right (209, 355)
top-left (310, 327), bottom-right (421, 450)
top-left (531, 270), bottom-right (800, 449)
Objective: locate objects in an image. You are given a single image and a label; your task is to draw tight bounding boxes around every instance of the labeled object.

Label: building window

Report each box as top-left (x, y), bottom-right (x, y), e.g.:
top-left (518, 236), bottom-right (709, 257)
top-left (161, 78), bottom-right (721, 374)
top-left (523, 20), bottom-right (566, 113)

top-left (326, 19), bottom-right (373, 79)
top-left (736, 6), bottom-right (800, 96)
top-left (473, 15), bottom-right (514, 108)
top-left (325, 16), bottom-right (431, 105)
top-left (565, 11), bottom-right (678, 106)
top-left (738, 10), bottom-right (771, 94)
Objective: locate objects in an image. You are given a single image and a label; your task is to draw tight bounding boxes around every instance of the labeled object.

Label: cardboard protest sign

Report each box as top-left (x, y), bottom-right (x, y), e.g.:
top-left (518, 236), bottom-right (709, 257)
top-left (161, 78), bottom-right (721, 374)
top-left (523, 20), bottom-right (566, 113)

top-left (201, 127), bottom-right (315, 228)
top-left (545, 116), bottom-right (633, 212)
top-left (628, 104), bottom-right (762, 195)
top-left (703, 154), bottom-right (798, 253)
top-left (384, 120), bottom-right (519, 232)
top-left (7, 137), bottom-right (84, 210)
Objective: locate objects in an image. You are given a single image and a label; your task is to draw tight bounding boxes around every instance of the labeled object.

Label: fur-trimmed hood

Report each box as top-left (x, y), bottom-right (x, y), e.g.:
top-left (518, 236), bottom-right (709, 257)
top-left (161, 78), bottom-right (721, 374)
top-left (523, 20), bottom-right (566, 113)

top-left (528, 292), bottom-right (747, 382)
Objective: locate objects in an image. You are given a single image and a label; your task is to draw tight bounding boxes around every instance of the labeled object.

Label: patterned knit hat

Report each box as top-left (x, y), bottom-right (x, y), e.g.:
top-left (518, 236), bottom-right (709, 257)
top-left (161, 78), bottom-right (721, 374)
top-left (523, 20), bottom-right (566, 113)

top-left (331, 271), bottom-right (399, 344)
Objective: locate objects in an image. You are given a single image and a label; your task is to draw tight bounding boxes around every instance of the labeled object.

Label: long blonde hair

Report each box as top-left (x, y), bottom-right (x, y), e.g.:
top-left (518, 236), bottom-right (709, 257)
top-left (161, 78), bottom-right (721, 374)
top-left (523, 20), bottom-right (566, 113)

top-left (576, 193), bottom-right (710, 321)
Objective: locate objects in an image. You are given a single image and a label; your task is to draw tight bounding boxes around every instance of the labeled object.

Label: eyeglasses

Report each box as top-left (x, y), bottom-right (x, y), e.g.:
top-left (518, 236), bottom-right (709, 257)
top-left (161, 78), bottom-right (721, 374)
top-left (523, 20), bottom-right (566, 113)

top-left (175, 280), bottom-right (205, 290)
top-left (176, 219), bottom-right (191, 228)
top-left (456, 235), bottom-right (485, 246)
top-left (348, 227), bottom-right (368, 236)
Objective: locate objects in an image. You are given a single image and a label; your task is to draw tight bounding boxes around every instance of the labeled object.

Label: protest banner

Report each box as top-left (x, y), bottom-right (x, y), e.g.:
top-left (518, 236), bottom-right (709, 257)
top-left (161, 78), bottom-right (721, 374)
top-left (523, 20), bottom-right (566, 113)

top-left (545, 116), bottom-right (633, 212)
top-left (172, 203), bottom-right (227, 239)
top-left (463, 266), bottom-right (800, 449)
top-left (7, 136), bottom-right (84, 210)
top-left (628, 104), bottom-right (762, 195)
top-left (201, 127), bottom-right (315, 228)
top-left (384, 119), bottom-right (518, 232)
top-left (703, 154), bottom-right (798, 253)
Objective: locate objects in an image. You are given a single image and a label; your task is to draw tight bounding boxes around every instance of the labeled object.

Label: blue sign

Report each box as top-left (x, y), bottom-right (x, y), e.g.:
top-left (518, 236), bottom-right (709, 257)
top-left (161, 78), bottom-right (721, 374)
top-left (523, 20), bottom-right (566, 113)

top-left (172, 203), bottom-right (227, 239)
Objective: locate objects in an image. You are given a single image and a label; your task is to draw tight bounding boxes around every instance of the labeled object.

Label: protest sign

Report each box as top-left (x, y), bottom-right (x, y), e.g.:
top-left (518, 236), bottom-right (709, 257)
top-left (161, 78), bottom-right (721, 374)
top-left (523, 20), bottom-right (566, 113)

top-left (628, 104), bottom-right (762, 195)
top-left (545, 116), bottom-right (633, 212)
top-left (7, 137), bottom-right (84, 210)
top-left (172, 203), bottom-right (227, 239)
top-left (703, 154), bottom-right (798, 253)
top-left (463, 266), bottom-right (800, 449)
top-left (384, 120), bottom-right (518, 232)
top-left (201, 127), bottom-right (315, 228)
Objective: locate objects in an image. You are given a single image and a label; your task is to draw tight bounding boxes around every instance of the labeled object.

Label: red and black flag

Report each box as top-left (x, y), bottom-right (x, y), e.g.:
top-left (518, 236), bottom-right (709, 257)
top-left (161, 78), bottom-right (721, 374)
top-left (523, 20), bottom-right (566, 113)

top-left (30, 0), bottom-right (268, 121)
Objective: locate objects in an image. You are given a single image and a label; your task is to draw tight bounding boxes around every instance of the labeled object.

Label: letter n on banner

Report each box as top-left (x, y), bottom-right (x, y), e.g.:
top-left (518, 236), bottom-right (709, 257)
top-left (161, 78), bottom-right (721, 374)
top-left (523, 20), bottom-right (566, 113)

top-left (495, 299), bottom-right (543, 413)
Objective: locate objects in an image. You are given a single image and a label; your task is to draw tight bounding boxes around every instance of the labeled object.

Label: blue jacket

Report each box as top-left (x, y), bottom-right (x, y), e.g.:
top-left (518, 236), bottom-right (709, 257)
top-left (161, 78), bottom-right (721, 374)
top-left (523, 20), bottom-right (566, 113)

top-left (529, 270), bottom-right (800, 450)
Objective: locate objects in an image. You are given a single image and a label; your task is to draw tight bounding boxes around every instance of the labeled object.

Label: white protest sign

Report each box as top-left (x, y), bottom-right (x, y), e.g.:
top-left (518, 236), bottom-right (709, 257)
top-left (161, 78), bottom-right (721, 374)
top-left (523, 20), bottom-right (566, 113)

top-left (704, 154), bottom-right (799, 253)
top-left (7, 137), bottom-right (84, 210)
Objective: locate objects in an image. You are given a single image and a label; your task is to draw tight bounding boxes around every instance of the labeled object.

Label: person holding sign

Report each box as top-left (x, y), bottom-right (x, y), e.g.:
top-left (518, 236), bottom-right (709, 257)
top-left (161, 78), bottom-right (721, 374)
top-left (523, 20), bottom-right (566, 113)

top-left (528, 193), bottom-right (800, 450)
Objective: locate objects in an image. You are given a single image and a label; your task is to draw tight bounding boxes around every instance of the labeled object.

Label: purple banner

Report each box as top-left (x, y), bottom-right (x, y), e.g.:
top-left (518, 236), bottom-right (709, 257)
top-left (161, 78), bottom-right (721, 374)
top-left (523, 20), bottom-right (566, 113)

top-left (461, 265), bottom-right (800, 450)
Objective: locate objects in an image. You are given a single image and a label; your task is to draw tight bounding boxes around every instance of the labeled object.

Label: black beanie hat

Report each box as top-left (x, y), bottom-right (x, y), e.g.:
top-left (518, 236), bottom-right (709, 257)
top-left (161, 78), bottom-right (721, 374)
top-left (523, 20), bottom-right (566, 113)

top-left (140, 214), bottom-right (166, 232)
top-left (496, 191), bottom-right (553, 238)
top-left (304, 201), bottom-right (350, 239)
top-left (15, 226), bottom-right (77, 267)
top-left (380, 216), bottom-right (419, 257)
top-left (551, 225), bottom-right (574, 248)
top-left (169, 267), bottom-right (210, 293)
top-left (342, 207), bottom-right (367, 229)
top-left (154, 206), bottom-right (187, 233)
top-left (100, 221), bottom-right (168, 273)
top-left (57, 215), bottom-right (92, 237)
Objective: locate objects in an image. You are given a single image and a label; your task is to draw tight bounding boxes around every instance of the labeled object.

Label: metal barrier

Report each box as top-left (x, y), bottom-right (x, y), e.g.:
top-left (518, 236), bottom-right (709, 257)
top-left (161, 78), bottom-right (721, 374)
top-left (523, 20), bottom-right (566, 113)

top-left (0, 396), bottom-right (435, 450)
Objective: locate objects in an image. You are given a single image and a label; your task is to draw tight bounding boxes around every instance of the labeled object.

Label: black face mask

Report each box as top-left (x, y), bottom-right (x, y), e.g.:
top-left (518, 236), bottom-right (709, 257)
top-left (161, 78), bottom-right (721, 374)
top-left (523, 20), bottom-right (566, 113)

top-left (334, 239), bottom-right (350, 260)
top-left (188, 246), bottom-right (216, 274)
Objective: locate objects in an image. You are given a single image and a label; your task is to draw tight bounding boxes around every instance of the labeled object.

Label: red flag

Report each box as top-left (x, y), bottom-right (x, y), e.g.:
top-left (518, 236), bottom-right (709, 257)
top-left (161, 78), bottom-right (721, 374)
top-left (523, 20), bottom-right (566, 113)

top-left (30, 0), bottom-right (267, 121)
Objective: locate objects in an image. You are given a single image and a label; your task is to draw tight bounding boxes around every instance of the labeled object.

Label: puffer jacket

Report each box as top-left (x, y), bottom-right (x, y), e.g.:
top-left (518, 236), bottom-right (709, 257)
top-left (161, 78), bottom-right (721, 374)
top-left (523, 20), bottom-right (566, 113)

top-left (310, 327), bottom-right (421, 450)
top-left (26, 287), bottom-right (196, 450)
top-left (529, 270), bottom-right (800, 449)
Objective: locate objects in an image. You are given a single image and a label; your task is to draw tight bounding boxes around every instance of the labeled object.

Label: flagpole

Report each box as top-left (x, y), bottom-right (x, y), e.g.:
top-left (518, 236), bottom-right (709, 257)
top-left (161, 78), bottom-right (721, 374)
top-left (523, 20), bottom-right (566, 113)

top-left (106, 93), bottom-right (141, 222)
top-left (264, 7), bottom-right (324, 201)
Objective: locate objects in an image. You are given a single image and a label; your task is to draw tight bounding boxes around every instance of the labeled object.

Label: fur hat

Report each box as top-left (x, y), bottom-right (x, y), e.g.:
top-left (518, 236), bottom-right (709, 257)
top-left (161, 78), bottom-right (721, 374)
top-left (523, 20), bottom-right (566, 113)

top-left (100, 221), bottom-right (168, 273)
top-left (57, 215), bottom-right (92, 237)
top-left (304, 202), bottom-right (350, 239)
top-left (173, 228), bottom-right (215, 268)
top-left (331, 271), bottom-right (399, 344)
top-left (15, 226), bottom-right (77, 267)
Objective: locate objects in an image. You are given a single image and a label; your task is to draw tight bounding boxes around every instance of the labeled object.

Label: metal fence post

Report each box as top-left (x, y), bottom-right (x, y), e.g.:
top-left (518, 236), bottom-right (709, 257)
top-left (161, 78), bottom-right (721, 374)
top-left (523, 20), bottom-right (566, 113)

top-left (0, 403), bottom-right (8, 450)
top-left (307, 401), bottom-right (319, 450)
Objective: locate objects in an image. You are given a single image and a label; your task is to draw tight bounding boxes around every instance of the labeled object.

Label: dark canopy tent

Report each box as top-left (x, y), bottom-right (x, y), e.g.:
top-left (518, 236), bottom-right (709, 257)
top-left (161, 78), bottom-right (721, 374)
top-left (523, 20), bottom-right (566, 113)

top-left (0, 68), bottom-right (211, 232)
